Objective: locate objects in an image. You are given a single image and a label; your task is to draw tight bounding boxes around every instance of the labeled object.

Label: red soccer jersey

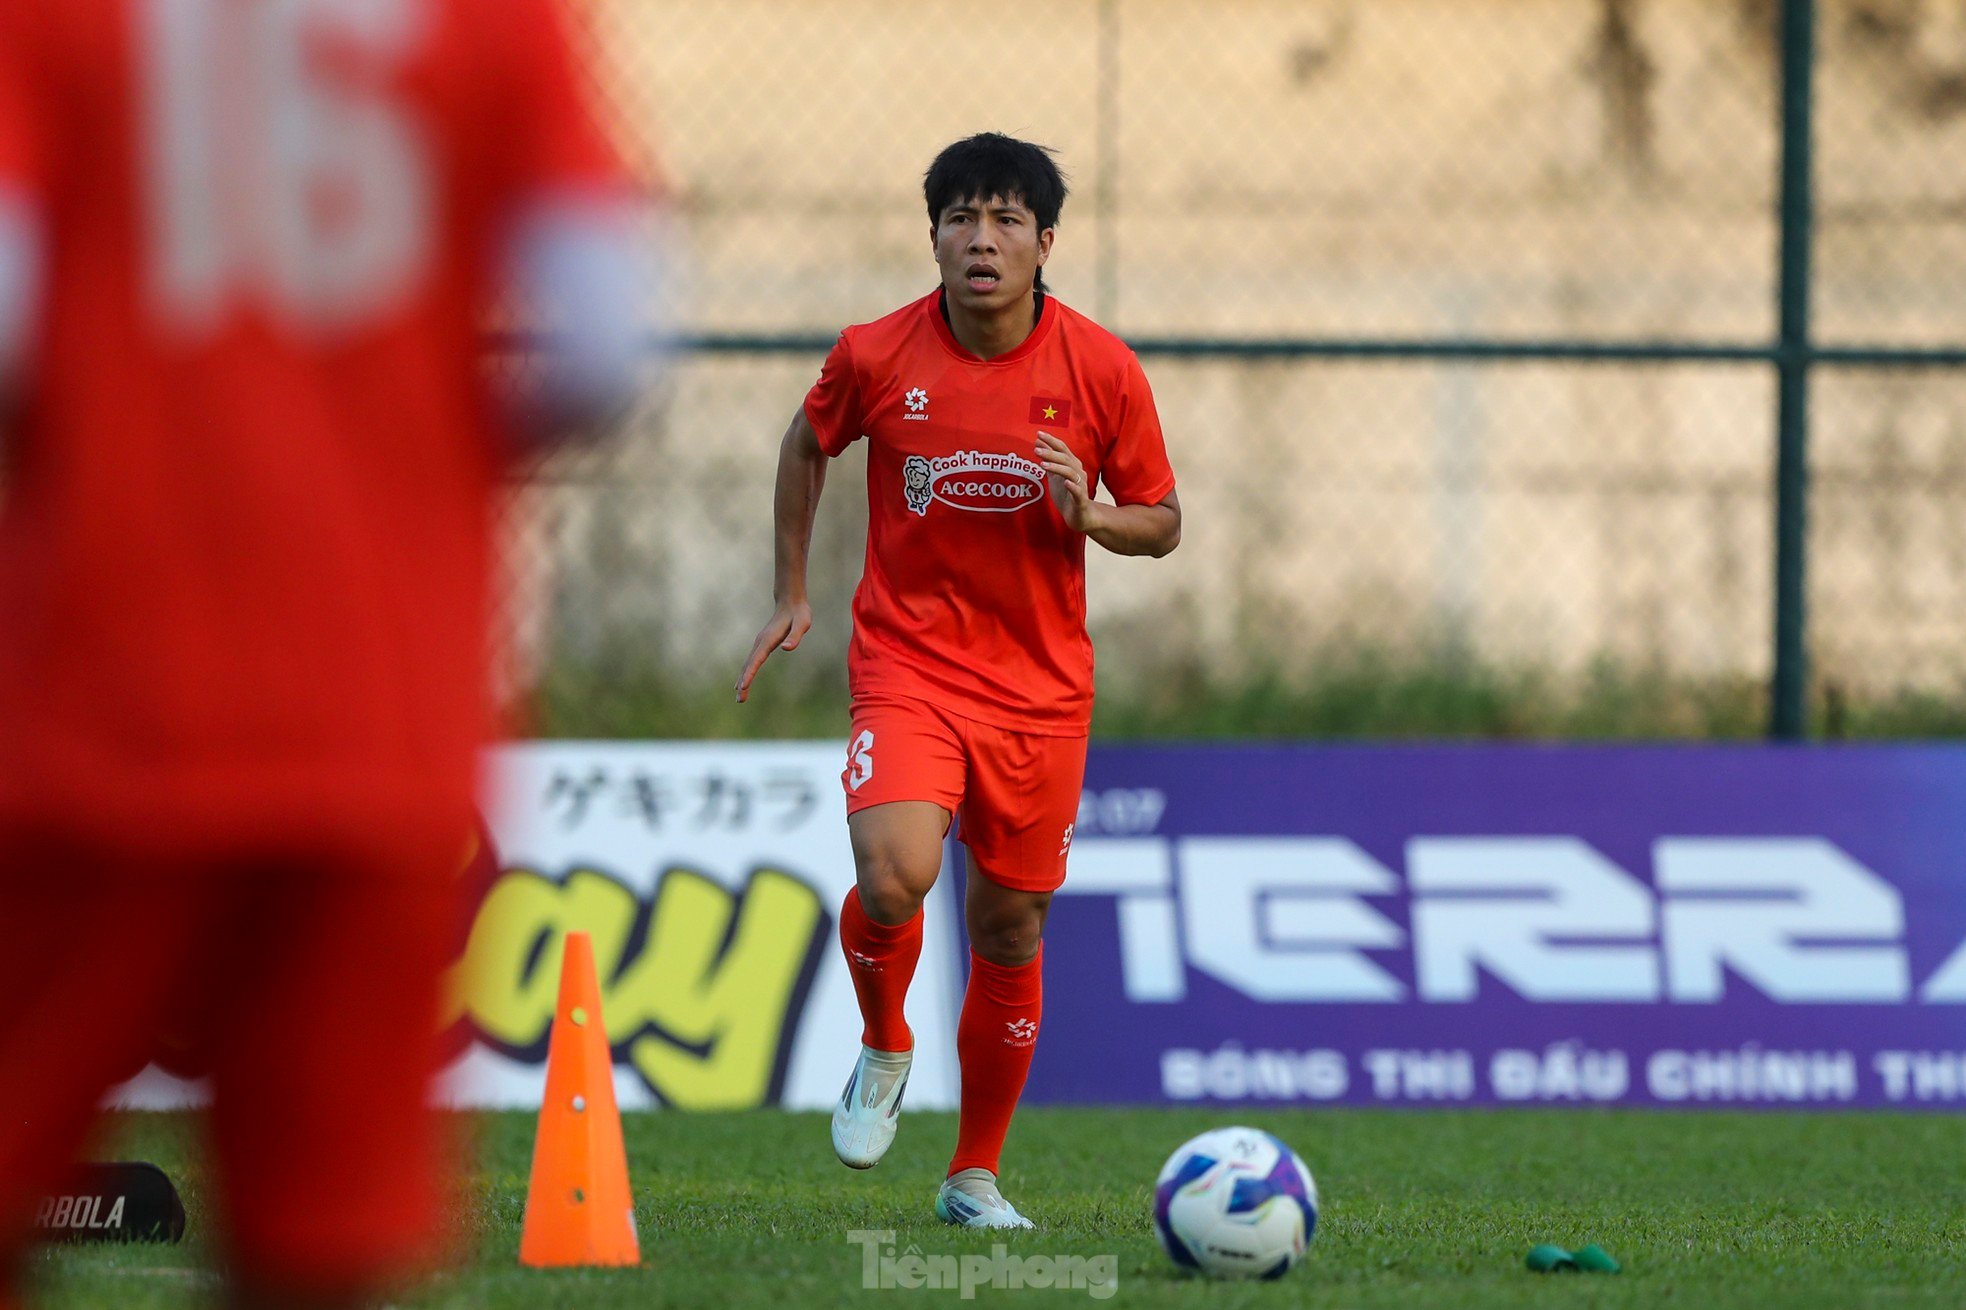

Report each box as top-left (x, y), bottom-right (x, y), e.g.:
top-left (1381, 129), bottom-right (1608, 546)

top-left (0, 0), bottom-right (625, 846)
top-left (804, 291), bottom-right (1176, 734)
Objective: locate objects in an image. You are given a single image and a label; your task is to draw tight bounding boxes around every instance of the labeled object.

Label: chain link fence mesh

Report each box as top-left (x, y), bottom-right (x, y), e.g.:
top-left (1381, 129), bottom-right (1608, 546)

top-left (504, 0), bottom-right (1966, 739)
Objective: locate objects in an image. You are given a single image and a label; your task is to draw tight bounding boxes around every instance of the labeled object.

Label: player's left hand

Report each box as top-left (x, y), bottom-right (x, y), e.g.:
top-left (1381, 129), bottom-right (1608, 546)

top-left (1037, 432), bottom-right (1100, 533)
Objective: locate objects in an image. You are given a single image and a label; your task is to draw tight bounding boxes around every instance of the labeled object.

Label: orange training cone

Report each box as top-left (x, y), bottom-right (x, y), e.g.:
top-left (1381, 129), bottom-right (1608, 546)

top-left (518, 930), bottom-right (641, 1267)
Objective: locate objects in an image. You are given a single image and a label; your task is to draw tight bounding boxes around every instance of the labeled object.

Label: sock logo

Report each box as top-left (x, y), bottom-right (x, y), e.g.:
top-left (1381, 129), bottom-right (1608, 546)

top-left (845, 729), bottom-right (875, 791)
top-left (1004, 1017), bottom-right (1038, 1046)
top-left (848, 949), bottom-right (880, 971)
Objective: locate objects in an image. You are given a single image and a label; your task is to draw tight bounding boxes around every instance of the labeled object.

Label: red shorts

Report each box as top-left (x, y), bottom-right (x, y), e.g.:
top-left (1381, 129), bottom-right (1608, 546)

top-left (843, 695), bottom-right (1088, 893)
top-left (0, 821), bottom-right (461, 1299)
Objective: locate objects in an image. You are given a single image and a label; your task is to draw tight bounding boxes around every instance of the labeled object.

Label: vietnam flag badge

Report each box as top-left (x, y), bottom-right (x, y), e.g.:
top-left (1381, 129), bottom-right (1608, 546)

top-left (1028, 396), bottom-right (1073, 426)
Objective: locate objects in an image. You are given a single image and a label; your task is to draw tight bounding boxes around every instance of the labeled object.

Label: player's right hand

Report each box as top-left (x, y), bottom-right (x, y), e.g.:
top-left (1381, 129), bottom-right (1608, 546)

top-left (736, 599), bottom-right (812, 702)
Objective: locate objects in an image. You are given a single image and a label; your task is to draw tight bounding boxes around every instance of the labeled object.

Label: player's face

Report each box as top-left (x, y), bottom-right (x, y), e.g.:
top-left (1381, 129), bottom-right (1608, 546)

top-left (932, 195), bottom-right (1053, 314)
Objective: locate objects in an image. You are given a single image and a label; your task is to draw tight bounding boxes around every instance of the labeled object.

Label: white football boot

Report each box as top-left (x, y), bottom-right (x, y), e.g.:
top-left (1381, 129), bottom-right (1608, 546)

top-left (831, 1044), bottom-right (912, 1169)
top-left (934, 1168), bottom-right (1035, 1230)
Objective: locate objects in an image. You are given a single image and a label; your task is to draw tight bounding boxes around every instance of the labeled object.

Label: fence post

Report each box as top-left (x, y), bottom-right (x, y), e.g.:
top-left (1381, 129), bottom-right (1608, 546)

top-left (1770, 0), bottom-right (1816, 740)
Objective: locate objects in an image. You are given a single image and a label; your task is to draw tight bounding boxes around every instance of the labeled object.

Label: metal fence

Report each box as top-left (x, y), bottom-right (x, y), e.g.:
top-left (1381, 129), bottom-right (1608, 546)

top-left (507, 0), bottom-right (1966, 739)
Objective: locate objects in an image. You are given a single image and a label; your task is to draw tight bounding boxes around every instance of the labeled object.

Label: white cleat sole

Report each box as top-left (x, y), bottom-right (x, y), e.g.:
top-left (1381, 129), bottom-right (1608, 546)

top-left (831, 1045), bottom-right (911, 1170)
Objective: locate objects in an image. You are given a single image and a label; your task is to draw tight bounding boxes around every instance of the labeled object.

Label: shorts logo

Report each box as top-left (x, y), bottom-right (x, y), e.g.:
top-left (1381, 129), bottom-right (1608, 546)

top-left (845, 730), bottom-right (875, 792)
top-left (901, 450), bottom-right (1046, 518)
top-left (1061, 823), bottom-right (1075, 854)
top-left (1005, 1017), bottom-right (1038, 1046)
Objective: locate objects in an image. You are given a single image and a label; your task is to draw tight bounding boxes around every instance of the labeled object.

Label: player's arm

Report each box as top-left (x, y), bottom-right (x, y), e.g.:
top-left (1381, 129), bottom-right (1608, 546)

top-left (735, 408), bottom-right (828, 702)
top-left (0, 186), bottom-right (41, 434)
top-left (1037, 433), bottom-right (1181, 558)
top-left (500, 193), bottom-right (667, 448)
top-left (490, 0), bottom-right (672, 451)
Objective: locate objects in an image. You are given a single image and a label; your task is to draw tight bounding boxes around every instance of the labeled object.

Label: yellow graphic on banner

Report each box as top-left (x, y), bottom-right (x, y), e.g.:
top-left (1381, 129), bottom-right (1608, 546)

top-left (446, 865), bottom-right (828, 1109)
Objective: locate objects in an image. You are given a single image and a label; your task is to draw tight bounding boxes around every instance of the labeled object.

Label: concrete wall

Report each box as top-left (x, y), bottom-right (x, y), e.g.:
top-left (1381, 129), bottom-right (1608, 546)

top-left (511, 1), bottom-right (1966, 699)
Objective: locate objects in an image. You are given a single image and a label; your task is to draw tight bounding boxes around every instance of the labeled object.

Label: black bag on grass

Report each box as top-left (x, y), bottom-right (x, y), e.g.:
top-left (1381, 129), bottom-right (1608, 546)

top-left (34, 1163), bottom-right (186, 1244)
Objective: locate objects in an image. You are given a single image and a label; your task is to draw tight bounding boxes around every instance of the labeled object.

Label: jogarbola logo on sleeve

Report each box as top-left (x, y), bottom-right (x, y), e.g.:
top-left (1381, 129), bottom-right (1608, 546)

top-left (902, 450), bottom-right (1047, 517)
top-left (445, 864), bottom-right (829, 1109)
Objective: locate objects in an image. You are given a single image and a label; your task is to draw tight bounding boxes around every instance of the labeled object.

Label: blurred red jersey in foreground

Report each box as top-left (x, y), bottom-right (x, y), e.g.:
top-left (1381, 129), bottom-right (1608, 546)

top-left (0, 0), bottom-right (628, 845)
top-left (0, 1), bottom-right (652, 1303)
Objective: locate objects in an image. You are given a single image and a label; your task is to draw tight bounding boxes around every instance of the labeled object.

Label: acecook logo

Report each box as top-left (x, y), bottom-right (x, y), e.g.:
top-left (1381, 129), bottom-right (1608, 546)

top-left (902, 450), bottom-right (1046, 518)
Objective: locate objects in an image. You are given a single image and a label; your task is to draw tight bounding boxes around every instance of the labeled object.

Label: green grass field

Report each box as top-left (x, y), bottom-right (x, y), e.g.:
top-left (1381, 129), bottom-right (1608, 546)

top-left (537, 653), bottom-right (1966, 743)
top-left (29, 1107), bottom-right (1966, 1308)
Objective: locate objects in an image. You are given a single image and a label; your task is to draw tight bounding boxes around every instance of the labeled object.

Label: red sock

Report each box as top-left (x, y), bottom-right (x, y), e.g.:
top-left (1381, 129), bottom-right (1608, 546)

top-left (838, 888), bottom-right (922, 1052)
top-left (949, 944), bottom-right (1043, 1176)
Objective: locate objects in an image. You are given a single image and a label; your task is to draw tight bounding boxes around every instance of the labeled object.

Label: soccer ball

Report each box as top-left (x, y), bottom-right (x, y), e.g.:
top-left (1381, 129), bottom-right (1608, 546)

top-left (1152, 1126), bottom-right (1319, 1279)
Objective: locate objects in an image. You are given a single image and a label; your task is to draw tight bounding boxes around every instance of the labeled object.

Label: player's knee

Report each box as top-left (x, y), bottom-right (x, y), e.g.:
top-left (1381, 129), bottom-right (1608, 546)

top-left (968, 911), bottom-right (1044, 967)
top-left (855, 852), bottom-right (934, 924)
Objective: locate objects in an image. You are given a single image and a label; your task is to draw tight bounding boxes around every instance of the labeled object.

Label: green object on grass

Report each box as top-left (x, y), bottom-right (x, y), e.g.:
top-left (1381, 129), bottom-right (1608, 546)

top-left (1526, 1242), bottom-right (1622, 1275)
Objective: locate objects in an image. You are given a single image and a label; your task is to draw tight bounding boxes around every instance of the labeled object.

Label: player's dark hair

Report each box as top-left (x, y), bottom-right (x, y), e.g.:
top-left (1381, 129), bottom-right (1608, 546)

top-left (924, 133), bottom-right (1067, 292)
